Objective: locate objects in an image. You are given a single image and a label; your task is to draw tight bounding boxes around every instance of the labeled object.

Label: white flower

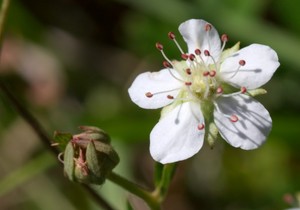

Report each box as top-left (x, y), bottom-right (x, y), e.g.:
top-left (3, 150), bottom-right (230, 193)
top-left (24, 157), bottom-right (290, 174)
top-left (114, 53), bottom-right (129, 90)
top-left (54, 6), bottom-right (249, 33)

top-left (128, 19), bottom-right (280, 164)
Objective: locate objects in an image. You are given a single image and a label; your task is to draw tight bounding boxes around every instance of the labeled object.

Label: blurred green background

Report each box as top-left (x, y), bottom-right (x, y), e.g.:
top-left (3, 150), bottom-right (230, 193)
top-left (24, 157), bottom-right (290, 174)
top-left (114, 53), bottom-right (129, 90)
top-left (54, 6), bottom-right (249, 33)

top-left (0, 0), bottom-right (300, 209)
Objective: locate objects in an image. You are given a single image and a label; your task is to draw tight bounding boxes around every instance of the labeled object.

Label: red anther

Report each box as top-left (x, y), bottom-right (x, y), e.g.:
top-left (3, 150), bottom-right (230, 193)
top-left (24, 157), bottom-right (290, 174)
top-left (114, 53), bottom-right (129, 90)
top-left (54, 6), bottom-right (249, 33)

top-left (239, 60), bottom-right (246, 66)
top-left (221, 34), bottom-right (229, 42)
top-left (163, 61), bottom-right (171, 68)
top-left (189, 54), bottom-right (195, 61)
top-left (181, 54), bottom-right (189, 60)
top-left (155, 42), bottom-right (163, 51)
top-left (168, 32), bottom-right (175, 40)
top-left (241, 86), bottom-right (247, 93)
top-left (197, 123), bottom-right (205, 130)
top-left (145, 92), bottom-right (153, 98)
top-left (216, 86), bottom-right (223, 94)
top-left (204, 50), bottom-right (210, 56)
top-left (209, 70), bottom-right (216, 77)
top-left (167, 95), bottom-right (174, 99)
top-left (185, 82), bottom-right (192, 86)
top-left (205, 24), bottom-right (212, 31)
top-left (230, 115), bottom-right (239, 122)
top-left (195, 49), bottom-right (201, 55)
top-left (203, 71), bottom-right (209, 76)
top-left (186, 68), bottom-right (191, 75)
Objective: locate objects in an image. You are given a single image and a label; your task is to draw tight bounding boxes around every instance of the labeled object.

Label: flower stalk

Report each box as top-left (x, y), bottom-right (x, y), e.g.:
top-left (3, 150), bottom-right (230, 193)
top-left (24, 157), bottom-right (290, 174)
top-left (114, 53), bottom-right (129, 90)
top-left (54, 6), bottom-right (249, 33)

top-left (107, 172), bottom-right (162, 210)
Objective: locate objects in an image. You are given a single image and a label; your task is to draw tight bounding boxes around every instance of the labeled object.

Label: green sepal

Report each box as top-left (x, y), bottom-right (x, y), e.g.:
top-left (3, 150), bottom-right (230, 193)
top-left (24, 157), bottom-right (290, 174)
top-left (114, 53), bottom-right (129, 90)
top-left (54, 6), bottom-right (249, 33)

top-left (207, 122), bottom-right (219, 149)
top-left (63, 142), bottom-right (75, 181)
top-left (53, 131), bottom-right (72, 151)
top-left (247, 88), bottom-right (267, 97)
top-left (220, 42), bottom-right (240, 63)
top-left (86, 141), bottom-right (104, 185)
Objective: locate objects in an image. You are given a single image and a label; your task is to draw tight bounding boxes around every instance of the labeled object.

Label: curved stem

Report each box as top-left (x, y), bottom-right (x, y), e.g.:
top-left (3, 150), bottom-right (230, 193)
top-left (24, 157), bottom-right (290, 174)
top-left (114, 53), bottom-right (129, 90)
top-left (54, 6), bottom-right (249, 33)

top-left (108, 172), bottom-right (161, 210)
top-left (0, 81), bottom-right (116, 210)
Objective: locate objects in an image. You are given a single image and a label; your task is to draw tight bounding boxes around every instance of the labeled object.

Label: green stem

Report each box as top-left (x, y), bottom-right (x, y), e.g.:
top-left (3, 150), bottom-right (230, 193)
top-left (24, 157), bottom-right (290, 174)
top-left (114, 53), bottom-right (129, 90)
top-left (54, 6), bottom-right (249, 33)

top-left (153, 163), bottom-right (177, 202)
top-left (108, 172), bottom-right (161, 210)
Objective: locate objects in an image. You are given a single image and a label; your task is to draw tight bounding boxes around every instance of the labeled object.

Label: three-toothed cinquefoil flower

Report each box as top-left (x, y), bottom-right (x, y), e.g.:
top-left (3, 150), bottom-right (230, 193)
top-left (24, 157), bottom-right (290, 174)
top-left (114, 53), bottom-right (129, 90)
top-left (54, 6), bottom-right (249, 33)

top-left (128, 19), bottom-right (280, 164)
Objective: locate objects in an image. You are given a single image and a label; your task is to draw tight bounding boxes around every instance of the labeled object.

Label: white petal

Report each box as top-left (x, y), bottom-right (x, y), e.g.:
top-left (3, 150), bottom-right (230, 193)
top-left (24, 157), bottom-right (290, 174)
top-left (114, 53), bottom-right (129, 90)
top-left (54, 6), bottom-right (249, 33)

top-left (128, 69), bottom-right (182, 109)
top-left (220, 44), bottom-right (280, 89)
top-left (150, 102), bottom-right (205, 164)
top-left (178, 19), bottom-right (221, 63)
top-left (214, 94), bottom-right (272, 150)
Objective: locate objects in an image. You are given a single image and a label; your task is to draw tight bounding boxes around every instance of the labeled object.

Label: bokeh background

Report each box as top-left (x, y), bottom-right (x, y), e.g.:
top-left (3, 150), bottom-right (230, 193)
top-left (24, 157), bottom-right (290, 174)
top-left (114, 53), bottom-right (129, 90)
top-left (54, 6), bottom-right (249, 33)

top-left (0, 0), bottom-right (300, 209)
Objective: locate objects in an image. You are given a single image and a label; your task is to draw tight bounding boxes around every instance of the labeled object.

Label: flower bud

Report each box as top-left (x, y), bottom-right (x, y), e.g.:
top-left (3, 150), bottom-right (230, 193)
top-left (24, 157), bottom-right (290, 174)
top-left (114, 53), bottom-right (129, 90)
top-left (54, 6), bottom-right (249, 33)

top-left (57, 126), bottom-right (119, 185)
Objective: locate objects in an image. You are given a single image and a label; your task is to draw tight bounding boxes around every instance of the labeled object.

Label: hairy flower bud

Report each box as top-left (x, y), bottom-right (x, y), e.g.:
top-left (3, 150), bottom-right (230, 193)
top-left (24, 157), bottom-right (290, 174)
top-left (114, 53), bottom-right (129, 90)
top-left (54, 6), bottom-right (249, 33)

top-left (54, 126), bottom-right (119, 185)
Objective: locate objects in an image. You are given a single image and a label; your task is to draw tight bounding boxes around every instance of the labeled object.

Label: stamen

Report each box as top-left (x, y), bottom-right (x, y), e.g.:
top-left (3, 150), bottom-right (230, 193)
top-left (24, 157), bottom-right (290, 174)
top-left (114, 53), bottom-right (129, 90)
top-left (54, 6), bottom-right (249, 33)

top-left (186, 68), bottom-right (191, 75)
top-left (216, 86), bottom-right (223, 94)
top-left (189, 54), bottom-right (195, 61)
top-left (220, 34), bottom-right (229, 52)
top-left (145, 92), bottom-right (153, 98)
top-left (168, 31), bottom-right (185, 54)
top-left (165, 67), bottom-right (186, 83)
top-left (214, 102), bottom-right (239, 122)
top-left (241, 86), bottom-right (247, 94)
top-left (204, 24), bottom-right (212, 56)
top-left (197, 123), bottom-right (205, 130)
top-left (181, 54), bottom-right (189, 60)
top-left (167, 95), bottom-right (174, 99)
top-left (230, 115), bottom-right (239, 122)
top-left (203, 71), bottom-right (209, 76)
top-left (205, 24), bottom-right (212, 31)
top-left (228, 60), bottom-right (246, 78)
top-left (239, 60), bottom-right (246, 66)
top-left (163, 61), bottom-right (171, 68)
top-left (168, 32), bottom-right (175, 40)
top-left (204, 50), bottom-right (210, 56)
top-left (221, 34), bottom-right (229, 42)
top-left (145, 88), bottom-right (181, 99)
top-left (195, 49), bottom-right (201, 55)
top-left (185, 82), bottom-right (192, 86)
top-left (156, 42), bottom-right (163, 51)
top-left (209, 70), bottom-right (216, 77)
top-left (155, 42), bottom-right (174, 65)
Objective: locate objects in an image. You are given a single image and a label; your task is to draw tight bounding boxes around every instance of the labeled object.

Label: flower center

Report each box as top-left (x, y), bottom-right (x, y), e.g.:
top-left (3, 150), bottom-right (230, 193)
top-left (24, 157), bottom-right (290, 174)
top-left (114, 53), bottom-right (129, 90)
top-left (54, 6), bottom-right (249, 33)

top-left (145, 27), bottom-right (249, 123)
top-left (181, 50), bottom-right (220, 101)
